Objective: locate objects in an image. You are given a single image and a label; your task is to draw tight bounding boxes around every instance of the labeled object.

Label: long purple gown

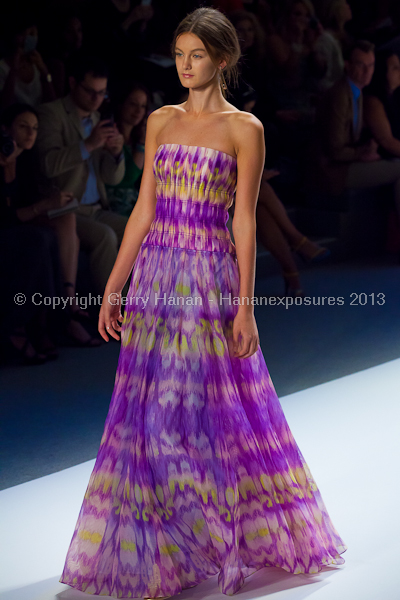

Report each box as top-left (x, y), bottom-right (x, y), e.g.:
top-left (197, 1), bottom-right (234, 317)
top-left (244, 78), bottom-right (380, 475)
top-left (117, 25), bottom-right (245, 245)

top-left (59, 143), bottom-right (347, 598)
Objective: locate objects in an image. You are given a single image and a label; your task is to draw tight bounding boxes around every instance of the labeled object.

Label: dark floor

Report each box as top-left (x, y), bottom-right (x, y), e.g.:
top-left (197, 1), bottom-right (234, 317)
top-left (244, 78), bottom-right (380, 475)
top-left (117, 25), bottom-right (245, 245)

top-left (1, 254), bottom-right (400, 491)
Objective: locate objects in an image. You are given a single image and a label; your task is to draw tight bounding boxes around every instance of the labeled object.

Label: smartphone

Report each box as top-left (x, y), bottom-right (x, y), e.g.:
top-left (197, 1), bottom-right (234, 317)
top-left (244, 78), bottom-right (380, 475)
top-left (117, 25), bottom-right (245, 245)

top-left (100, 100), bottom-right (114, 127)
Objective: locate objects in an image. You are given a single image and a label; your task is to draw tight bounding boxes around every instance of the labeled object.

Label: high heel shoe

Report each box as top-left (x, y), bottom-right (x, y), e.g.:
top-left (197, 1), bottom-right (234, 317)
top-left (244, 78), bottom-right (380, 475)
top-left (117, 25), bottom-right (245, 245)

top-left (283, 270), bottom-right (305, 298)
top-left (292, 236), bottom-right (331, 263)
top-left (64, 281), bottom-right (92, 325)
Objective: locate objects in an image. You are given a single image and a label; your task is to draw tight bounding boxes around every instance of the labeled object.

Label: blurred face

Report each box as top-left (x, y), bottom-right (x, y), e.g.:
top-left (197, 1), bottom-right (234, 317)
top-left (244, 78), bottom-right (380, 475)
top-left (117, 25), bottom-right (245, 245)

top-left (386, 54), bottom-right (400, 92)
top-left (120, 89), bottom-right (147, 126)
top-left (8, 111), bottom-right (38, 150)
top-left (346, 49), bottom-right (375, 89)
top-left (174, 32), bottom-right (226, 93)
top-left (289, 2), bottom-right (310, 32)
top-left (70, 73), bottom-right (108, 113)
top-left (64, 17), bottom-right (83, 51)
top-left (338, 1), bottom-right (352, 23)
top-left (15, 25), bottom-right (38, 52)
top-left (236, 19), bottom-right (255, 51)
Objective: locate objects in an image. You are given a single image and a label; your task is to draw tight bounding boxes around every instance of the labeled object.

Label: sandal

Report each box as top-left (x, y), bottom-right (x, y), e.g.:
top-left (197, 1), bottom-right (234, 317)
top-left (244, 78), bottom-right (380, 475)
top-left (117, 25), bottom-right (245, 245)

top-left (292, 236), bottom-right (331, 263)
top-left (67, 313), bottom-right (102, 348)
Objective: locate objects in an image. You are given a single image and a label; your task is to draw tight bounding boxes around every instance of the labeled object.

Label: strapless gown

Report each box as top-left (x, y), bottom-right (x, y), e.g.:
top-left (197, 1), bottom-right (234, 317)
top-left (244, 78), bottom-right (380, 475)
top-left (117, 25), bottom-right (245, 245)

top-left (59, 143), bottom-right (347, 598)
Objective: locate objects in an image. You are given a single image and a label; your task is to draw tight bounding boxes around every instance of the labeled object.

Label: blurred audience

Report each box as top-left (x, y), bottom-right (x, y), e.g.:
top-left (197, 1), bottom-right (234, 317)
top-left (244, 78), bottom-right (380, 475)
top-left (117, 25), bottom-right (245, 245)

top-left (0, 13), bottom-right (56, 109)
top-left (256, 169), bottom-right (330, 297)
top-left (43, 12), bottom-right (84, 98)
top-left (0, 103), bottom-right (102, 364)
top-left (364, 51), bottom-right (400, 159)
top-left (35, 55), bottom-right (128, 297)
top-left (266, 0), bottom-right (327, 122)
top-left (1, 0), bottom-right (400, 364)
top-left (106, 81), bottom-right (150, 216)
top-left (321, 0), bottom-right (353, 54)
top-left (312, 40), bottom-right (400, 217)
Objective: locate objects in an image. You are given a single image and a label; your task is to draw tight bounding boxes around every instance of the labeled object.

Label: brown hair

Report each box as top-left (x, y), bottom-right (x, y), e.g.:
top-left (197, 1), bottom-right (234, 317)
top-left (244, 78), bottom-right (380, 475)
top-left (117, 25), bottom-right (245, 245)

top-left (170, 6), bottom-right (241, 99)
top-left (344, 39), bottom-right (375, 62)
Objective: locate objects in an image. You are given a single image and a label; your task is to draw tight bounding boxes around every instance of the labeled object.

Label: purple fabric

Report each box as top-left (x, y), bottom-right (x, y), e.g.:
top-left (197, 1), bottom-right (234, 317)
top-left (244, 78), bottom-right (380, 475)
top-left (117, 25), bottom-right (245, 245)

top-left (60, 143), bottom-right (347, 598)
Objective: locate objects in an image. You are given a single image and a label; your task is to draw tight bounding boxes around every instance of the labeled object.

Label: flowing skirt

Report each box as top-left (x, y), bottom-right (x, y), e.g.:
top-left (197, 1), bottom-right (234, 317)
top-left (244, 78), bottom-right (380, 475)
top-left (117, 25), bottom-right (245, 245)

top-left (59, 242), bottom-right (347, 598)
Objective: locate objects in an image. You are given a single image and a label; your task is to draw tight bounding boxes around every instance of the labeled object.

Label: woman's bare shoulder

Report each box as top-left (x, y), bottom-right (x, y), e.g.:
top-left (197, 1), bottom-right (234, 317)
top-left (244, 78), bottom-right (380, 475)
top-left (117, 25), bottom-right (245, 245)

top-left (228, 110), bottom-right (264, 148)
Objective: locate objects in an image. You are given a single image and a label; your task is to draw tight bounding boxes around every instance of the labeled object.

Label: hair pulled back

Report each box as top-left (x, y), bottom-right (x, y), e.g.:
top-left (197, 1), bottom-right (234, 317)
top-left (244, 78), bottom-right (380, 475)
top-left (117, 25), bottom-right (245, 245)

top-left (170, 6), bottom-right (241, 99)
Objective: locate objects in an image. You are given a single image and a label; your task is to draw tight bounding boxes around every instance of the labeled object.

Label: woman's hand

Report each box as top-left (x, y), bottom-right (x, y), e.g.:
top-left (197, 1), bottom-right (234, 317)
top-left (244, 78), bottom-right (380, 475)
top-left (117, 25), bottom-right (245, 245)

top-left (44, 190), bottom-right (74, 210)
top-left (261, 168), bottom-right (280, 183)
top-left (29, 50), bottom-right (49, 76)
top-left (0, 140), bottom-right (21, 167)
top-left (230, 311), bottom-right (259, 359)
top-left (98, 291), bottom-right (123, 342)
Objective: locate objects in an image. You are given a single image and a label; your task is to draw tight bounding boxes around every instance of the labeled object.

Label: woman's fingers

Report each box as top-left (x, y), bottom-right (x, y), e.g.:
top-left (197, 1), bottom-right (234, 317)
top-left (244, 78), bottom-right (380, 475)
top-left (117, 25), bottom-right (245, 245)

top-left (98, 310), bottom-right (109, 342)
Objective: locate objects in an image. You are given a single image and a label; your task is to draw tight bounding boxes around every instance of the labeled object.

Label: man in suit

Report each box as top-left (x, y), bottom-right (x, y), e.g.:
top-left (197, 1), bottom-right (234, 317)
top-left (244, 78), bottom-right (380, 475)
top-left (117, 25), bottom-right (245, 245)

top-left (312, 39), bottom-right (400, 201)
top-left (36, 55), bottom-right (128, 297)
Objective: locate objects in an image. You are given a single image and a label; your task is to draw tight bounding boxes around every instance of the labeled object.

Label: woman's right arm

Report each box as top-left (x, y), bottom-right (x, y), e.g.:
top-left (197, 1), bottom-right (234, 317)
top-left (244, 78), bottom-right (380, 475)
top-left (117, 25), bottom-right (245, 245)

top-left (99, 109), bottom-right (164, 339)
top-left (364, 95), bottom-right (400, 158)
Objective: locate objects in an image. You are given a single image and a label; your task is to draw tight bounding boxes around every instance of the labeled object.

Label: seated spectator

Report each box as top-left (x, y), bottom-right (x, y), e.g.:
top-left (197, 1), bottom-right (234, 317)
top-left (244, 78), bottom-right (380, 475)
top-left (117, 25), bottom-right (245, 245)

top-left (310, 40), bottom-right (400, 217)
top-left (106, 81), bottom-right (150, 217)
top-left (0, 103), bottom-right (102, 358)
top-left (35, 55), bottom-right (128, 297)
top-left (321, 0), bottom-right (353, 55)
top-left (0, 13), bottom-right (56, 109)
top-left (228, 10), bottom-right (271, 92)
top-left (265, 0), bottom-right (327, 123)
top-left (43, 12), bottom-right (84, 98)
top-left (256, 169), bottom-right (330, 297)
top-left (364, 51), bottom-right (400, 160)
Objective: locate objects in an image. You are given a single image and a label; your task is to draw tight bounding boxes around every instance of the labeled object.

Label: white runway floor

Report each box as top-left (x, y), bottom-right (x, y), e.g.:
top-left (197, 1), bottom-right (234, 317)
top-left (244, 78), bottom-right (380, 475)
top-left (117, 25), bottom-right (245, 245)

top-left (1, 358), bottom-right (400, 600)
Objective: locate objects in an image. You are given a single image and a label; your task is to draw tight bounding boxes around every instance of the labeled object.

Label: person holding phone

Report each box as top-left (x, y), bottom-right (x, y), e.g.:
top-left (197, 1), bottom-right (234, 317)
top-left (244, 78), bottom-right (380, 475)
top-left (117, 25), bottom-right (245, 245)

top-left (35, 54), bottom-right (128, 299)
top-left (105, 81), bottom-right (151, 216)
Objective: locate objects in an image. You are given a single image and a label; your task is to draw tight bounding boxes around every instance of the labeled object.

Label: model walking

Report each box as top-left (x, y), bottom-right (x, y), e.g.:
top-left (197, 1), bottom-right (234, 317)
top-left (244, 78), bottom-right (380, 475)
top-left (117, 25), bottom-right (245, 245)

top-left (60, 7), bottom-right (347, 598)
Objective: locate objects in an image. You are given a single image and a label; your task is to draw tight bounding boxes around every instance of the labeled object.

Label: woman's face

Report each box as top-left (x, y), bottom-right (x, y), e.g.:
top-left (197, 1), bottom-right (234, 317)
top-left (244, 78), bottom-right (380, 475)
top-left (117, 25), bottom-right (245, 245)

top-left (236, 19), bottom-right (255, 51)
top-left (63, 17), bottom-right (83, 51)
top-left (289, 3), bottom-right (310, 32)
top-left (120, 89), bottom-right (147, 127)
top-left (387, 54), bottom-right (400, 92)
top-left (8, 112), bottom-right (39, 150)
top-left (174, 32), bottom-right (226, 92)
top-left (15, 25), bottom-right (39, 52)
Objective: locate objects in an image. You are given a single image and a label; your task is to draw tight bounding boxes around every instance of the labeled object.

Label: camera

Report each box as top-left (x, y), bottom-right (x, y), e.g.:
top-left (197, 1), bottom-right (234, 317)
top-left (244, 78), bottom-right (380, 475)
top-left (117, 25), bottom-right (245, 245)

top-left (0, 130), bottom-right (15, 158)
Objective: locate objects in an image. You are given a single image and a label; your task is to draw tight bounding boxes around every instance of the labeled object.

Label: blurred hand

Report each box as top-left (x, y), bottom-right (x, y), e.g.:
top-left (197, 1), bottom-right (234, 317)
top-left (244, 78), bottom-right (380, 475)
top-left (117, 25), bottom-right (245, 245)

top-left (276, 109), bottom-right (301, 123)
top-left (359, 140), bottom-right (380, 162)
top-left (262, 168), bottom-right (280, 183)
top-left (29, 50), bottom-right (49, 75)
top-left (0, 140), bottom-right (22, 167)
top-left (98, 291), bottom-right (123, 342)
top-left (84, 120), bottom-right (117, 153)
top-left (104, 124), bottom-right (124, 157)
top-left (45, 190), bottom-right (74, 210)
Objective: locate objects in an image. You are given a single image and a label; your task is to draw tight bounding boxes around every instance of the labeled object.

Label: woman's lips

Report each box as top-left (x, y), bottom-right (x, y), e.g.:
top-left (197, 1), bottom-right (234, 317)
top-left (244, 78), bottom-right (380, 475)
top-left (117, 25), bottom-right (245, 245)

top-left (182, 73), bottom-right (194, 78)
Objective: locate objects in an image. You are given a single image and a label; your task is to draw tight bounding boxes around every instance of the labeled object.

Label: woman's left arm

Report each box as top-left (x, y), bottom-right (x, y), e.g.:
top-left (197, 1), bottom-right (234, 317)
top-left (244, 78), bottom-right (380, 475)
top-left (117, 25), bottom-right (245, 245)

top-left (231, 114), bottom-right (265, 358)
top-left (364, 95), bottom-right (400, 158)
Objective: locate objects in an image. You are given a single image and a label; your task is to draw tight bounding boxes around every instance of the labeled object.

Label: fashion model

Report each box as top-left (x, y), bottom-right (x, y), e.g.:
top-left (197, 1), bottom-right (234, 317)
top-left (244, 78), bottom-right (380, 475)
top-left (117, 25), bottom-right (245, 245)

top-left (59, 7), bottom-right (347, 598)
